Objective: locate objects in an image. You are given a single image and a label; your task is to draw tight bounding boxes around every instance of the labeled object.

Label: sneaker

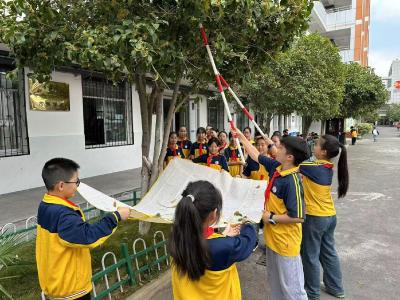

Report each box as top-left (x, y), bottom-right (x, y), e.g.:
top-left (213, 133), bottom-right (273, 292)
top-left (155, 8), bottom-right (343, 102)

top-left (320, 283), bottom-right (345, 299)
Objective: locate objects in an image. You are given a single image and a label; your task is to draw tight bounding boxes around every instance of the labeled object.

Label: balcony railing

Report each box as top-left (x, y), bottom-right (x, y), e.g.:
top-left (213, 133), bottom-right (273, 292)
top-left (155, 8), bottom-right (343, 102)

top-left (312, 1), bottom-right (355, 30)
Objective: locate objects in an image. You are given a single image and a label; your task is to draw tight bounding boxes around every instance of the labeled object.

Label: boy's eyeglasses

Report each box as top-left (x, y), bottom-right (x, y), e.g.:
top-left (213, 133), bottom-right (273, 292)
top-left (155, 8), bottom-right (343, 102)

top-left (64, 178), bottom-right (80, 187)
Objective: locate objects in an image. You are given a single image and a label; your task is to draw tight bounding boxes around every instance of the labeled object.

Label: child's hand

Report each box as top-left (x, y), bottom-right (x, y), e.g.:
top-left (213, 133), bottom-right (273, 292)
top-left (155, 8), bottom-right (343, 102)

top-left (222, 223), bottom-right (241, 237)
top-left (262, 210), bottom-right (271, 223)
top-left (117, 207), bottom-right (131, 221)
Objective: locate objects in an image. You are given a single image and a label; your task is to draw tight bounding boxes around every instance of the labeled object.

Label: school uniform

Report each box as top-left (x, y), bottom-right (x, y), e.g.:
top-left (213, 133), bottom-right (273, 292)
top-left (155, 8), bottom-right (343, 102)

top-left (224, 146), bottom-right (243, 177)
top-left (178, 139), bottom-right (192, 158)
top-left (242, 156), bottom-right (269, 181)
top-left (165, 145), bottom-right (185, 166)
top-left (171, 224), bottom-right (257, 300)
top-left (192, 154), bottom-right (229, 172)
top-left (190, 142), bottom-right (208, 159)
top-left (299, 160), bottom-right (344, 299)
top-left (36, 194), bottom-right (121, 299)
top-left (258, 154), bottom-right (308, 300)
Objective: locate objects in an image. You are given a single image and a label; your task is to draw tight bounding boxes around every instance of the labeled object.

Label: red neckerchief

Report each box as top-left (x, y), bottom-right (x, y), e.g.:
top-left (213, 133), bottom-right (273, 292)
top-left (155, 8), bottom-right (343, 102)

top-left (323, 164), bottom-right (333, 169)
top-left (207, 154), bottom-right (218, 166)
top-left (198, 141), bottom-right (204, 156)
top-left (260, 175), bottom-right (265, 180)
top-left (231, 148), bottom-right (238, 161)
top-left (64, 197), bottom-right (78, 207)
top-left (204, 226), bottom-right (214, 238)
top-left (218, 143), bottom-right (227, 152)
top-left (264, 170), bottom-right (280, 210)
top-left (169, 144), bottom-right (177, 156)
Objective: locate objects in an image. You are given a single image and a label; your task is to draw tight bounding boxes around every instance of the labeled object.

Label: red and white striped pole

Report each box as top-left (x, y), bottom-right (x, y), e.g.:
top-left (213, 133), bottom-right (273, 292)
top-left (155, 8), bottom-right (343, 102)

top-left (219, 75), bottom-right (266, 137)
top-left (199, 24), bottom-right (246, 164)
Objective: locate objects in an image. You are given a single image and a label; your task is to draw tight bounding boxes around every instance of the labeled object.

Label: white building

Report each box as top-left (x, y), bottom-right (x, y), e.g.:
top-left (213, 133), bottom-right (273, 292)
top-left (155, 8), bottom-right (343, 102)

top-left (385, 59), bottom-right (400, 105)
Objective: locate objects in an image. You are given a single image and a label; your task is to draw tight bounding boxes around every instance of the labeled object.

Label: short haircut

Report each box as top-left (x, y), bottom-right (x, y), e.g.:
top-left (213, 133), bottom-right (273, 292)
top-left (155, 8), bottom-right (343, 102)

top-left (243, 126), bottom-right (251, 133)
top-left (272, 131), bottom-right (281, 137)
top-left (280, 137), bottom-right (310, 166)
top-left (256, 136), bottom-right (267, 144)
top-left (196, 127), bottom-right (206, 135)
top-left (207, 137), bottom-right (220, 147)
top-left (42, 158), bottom-right (80, 191)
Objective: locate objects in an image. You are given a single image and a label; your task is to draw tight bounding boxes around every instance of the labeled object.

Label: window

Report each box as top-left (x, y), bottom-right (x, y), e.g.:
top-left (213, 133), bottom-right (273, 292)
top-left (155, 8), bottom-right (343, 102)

top-left (207, 98), bottom-right (225, 131)
top-left (236, 110), bottom-right (249, 131)
top-left (0, 66), bottom-right (29, 157)
top-left (82, 77), bottom-right (133, 148)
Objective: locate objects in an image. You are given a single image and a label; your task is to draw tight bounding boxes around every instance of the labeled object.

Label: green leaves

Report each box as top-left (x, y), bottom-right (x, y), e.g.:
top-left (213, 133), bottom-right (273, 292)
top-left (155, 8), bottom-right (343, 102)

top-left (386, 104), bottom-right (400, 123)
top-left (341, 62), bottom-right (389, 118)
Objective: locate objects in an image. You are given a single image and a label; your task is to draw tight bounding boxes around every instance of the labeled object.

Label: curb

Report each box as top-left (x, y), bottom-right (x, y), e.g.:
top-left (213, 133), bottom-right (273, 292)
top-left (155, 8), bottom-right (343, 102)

top-left (127, 270), bottom-right (171, 300)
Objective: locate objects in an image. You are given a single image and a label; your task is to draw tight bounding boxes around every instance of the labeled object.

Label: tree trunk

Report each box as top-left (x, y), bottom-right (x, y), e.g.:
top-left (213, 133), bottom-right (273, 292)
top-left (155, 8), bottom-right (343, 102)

top-left (278, 115), bottom-right (282, 132)
top-left (135, 74), bottom-right (152, 195)
top-left (155, 76), bottom-right (183, 178)
top-left (149, 88), bottom-right (164, 187)
top-left (320, 120), bottom-right (325, 136)
top-left (265, 113), bottom-right (273, 136)
top-left (303, 116), bottom-right (313, 135)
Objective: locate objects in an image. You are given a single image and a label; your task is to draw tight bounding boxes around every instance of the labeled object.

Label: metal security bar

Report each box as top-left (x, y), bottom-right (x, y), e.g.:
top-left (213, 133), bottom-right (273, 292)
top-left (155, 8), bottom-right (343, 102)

top-left (82, 76), bottom-right (133, 149)
top-left (0, 69), bottom-right (29, 157)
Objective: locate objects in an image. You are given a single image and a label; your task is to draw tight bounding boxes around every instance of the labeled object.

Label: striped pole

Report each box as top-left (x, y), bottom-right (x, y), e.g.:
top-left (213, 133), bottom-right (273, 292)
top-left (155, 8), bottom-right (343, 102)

top-left (199, 24), bottom-right (246, 164)
top-left (219, 75), bottom-right (266, 137)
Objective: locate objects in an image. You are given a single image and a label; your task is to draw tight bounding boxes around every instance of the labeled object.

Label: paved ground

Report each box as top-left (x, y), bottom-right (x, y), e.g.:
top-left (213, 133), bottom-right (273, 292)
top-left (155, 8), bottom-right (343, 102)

top-left (131, 126), bottom-right (400, 300)
top-left (0, 168), bottom-right (141, 227)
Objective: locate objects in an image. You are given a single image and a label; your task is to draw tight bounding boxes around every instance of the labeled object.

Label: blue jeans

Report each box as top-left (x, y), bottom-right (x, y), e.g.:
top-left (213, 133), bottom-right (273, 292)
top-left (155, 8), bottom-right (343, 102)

top-left (301, 215), bottom-right (344, 300)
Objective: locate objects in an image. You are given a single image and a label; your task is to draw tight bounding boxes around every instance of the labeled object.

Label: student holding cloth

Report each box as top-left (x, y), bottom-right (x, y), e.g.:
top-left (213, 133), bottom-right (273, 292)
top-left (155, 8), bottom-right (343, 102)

top-left (192, 137), bottom-right (229, 172)
top-left (233, 126), bottom-right (309, 300)
top-left (169, 180), bottom-right (258, 300)
top-left (299, 135), bottom-right (349, 300)
top-left (224, 132), bottom-right (244, 177)
top-left (177, 126), bottom-right (192, 158)
top-left (164, 131), bottom-right (185, 168)
top-left (190, 127), bottom-right (208, 159)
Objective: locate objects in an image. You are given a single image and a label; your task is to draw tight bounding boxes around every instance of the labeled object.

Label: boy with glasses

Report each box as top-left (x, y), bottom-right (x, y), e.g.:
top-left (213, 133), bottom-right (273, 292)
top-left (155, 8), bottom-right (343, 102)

top-left (36, 158), bottom-right (130, 300)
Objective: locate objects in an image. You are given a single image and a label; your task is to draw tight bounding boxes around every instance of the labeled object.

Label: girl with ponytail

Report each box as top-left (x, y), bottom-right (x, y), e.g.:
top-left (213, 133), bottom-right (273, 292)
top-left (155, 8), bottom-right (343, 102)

top-left (169, 180), bottom-right (257, 300)
top-left (299, 134), bottom-right (349, 300)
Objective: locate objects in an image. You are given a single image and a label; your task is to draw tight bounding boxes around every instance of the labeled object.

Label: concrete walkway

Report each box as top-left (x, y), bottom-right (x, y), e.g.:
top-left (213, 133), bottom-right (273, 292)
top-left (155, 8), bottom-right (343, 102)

top-left (0, 168), bottom-right (141, 227)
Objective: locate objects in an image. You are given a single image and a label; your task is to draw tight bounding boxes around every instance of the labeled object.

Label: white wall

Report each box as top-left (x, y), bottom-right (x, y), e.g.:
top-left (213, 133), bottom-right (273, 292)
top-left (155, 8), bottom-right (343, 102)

top-left (0, 71), bottom-right (143, 194)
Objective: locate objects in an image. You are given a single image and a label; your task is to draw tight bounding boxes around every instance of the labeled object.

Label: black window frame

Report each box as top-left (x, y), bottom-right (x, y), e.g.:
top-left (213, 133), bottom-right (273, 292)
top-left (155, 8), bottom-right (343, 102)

top-left (82, 76), bottom-right (134, 149)
top-left (0, 57), bottom-right (30, 158)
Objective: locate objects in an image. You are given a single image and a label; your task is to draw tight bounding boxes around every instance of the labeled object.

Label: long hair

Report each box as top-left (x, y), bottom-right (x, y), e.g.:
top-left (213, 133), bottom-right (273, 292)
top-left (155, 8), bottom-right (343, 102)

top-left (320, 135), bottom-right (349, 198)
top-left (168, 181), bottom-right (223, 281)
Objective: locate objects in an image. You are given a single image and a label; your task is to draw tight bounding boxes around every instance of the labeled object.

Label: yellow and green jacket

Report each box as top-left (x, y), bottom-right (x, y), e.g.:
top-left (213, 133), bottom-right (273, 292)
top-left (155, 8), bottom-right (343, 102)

top-left (36, 194), bottom-right (121, 299)
top-left (172, 224), bottom-right (257, 300)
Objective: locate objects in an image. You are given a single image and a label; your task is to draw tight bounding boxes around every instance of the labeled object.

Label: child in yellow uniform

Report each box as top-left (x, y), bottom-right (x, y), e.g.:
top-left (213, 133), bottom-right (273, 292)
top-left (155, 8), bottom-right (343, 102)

top-left (218, 131), bottom-right (229, 154)
top-left (242, 136), bottom-right (276, 181)
top-left (190, 127), bottom-right (208, 159)
top-left (164, 132), bottom-right (185, 169)
top-left (234, 127), bottom-right (309, 300)
top-left (224, 132), bottom-right (244, 177)
top-left (243, 127), bottom-right (255, 145)
top-left (192, 138), bottom-right (229, 172)
top-left (299, 135), bottom-right (349, 300)
top-left (169, 180), bottom-right (258, 300)
top-left (178, 126), bottom-right (192, 159)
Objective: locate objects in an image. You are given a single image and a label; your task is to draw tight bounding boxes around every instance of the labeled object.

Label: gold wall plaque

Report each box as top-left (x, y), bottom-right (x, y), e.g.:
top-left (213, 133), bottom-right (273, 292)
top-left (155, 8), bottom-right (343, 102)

top-left (29, 79), bottom-right (70, 111)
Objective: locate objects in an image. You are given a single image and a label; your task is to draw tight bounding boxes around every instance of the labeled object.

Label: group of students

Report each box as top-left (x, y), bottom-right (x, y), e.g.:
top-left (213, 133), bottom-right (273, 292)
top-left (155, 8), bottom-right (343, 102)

top-left (164, 125), bottom-right (282, 179)
top-left (35, 124), bottom-right (349, 300)
top-left (169, 125), bottom-right (349, 300)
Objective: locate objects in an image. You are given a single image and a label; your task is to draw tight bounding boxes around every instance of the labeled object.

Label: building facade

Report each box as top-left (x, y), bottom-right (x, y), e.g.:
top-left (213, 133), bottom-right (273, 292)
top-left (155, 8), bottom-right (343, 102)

top-left (385, 59), bottom-right (400, 105)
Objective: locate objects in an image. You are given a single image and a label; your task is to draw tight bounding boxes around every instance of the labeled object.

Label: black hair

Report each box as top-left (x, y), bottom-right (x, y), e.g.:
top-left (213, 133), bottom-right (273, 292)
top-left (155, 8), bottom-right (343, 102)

top-left (169, 181), bottom-right (223, 281)
top-left (196, 127), bottom-right (206, 135)
top-left (243, 126), bottom-right (251, 133)
top-left (42, 158), bottom-right (80, 191)
top-left (256, 136), bottom-right (267, 143)
top-left (280, 136), bottom-right (310, 166)
top-left (169, 131), bottom-right (177, 138)
top-left (207, 137), bottom-right (220, 147)
top-left (210, 127), bottom-right (218, 133)
top-left (272, 131), bottom-right (281, 137)
top-left (218, 130), bottom-right (227, 138)
top-left (320, 135), bottom-right (349, 198)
